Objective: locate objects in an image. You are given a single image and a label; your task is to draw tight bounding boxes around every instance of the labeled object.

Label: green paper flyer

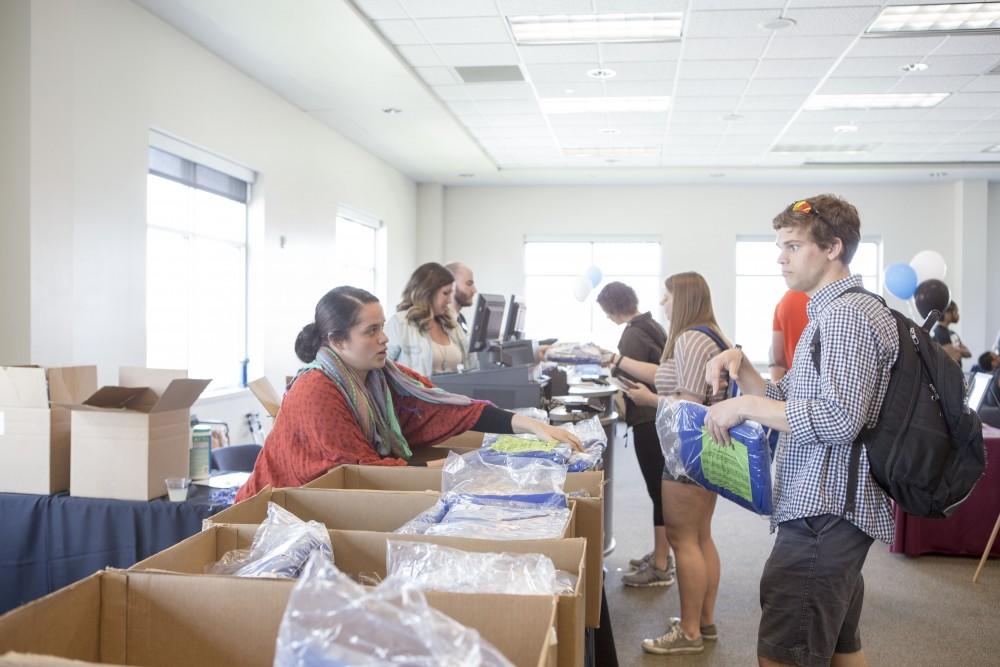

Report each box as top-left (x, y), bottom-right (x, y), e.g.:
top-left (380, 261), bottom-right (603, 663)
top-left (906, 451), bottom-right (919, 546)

top-left (700, 429), bottom-right (753, 503)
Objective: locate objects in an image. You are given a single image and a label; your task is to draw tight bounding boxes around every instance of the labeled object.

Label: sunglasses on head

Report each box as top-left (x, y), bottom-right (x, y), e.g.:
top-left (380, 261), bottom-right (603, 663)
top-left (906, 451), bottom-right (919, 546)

top-left (789, 199), bottom-right (834, 227)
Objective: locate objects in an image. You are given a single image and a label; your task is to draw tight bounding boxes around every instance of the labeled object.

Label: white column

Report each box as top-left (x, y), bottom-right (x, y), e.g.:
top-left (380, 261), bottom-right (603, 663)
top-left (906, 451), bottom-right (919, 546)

top-left (954, 180), bottom-right (989, 357)
top-left (416, 182), bottom-right (444, 264)
top-left (0, 0), bottom-right (32, 364)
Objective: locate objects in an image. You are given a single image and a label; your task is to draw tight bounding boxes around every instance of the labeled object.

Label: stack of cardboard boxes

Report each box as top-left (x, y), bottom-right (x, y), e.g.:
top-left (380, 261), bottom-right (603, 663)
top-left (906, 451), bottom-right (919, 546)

top-left (0, 377), bottom-right (607, 666)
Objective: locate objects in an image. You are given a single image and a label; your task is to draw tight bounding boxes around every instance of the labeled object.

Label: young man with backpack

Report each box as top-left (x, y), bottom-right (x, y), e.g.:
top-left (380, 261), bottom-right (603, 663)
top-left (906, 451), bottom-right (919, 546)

top-left (705, 195), bottom-right (899, 667)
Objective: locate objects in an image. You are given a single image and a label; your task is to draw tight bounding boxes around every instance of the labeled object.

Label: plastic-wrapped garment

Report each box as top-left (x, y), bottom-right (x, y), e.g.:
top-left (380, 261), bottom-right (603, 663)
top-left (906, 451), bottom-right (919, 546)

top-left (478, 415), bottom-right (606, 472)
top-left (656, 399), bottom-right (774, 515)
top-left (543, 342), bottom-right (604, 365)
top-left (209, 502), bottom-right (332, 578)
top-left (511, 407), bottom-right (549, 423)
top-left (562, 416), bottom-right (607, 472)
top-left (386, 540), bottom-right (576, 596)
top-left (441, 450), bottom-right (567, 497)
top-left (273, 551), bottom-right (513, 667)
top-left (395, 492), bottom-right (570, 540)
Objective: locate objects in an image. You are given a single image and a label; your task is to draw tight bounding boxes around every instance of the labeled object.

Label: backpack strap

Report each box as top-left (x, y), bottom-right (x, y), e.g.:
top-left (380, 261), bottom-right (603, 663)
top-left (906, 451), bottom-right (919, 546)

top-left (687, 325), bottom-right (728, 352)
top-left (806, 285), bottom-right (885, 517)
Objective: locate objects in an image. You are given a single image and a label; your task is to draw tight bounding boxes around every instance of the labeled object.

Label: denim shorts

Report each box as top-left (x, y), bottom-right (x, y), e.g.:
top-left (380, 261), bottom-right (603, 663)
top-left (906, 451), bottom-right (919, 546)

top-left (758, 514), bottom-right (874, 667)
top-left (661, 464), bottom-right (697, 485)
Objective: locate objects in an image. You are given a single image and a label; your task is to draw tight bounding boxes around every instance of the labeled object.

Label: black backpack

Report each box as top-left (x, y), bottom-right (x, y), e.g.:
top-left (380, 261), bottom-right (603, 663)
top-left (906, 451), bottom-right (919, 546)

top-left (811, 286), bottom-right (986, 518)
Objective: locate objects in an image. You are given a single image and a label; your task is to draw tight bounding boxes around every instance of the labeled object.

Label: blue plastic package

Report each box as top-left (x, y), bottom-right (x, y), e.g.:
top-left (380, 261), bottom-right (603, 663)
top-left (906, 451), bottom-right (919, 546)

top-left (657, 399), bottom-right (774, 515)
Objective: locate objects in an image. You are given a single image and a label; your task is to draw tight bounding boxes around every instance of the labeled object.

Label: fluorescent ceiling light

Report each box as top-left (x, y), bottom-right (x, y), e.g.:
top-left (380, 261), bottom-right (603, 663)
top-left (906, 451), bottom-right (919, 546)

top-left (867, 3), bottom-right (1000, 34)
top-left (803, 93), bottom-right (949, 110)
top-left (540, 96), bottom-right (671, 114)
top-left (509, 13), bottom-right (682, 44)
top-left (772, 144), bottom-right (877, 154)
top-left (563, 147), bottom-right (660, 157)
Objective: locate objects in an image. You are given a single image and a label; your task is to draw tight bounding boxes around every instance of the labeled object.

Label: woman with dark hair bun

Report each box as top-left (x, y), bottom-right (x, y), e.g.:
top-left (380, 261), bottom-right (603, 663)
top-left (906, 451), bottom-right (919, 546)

top-left (237, 286), bottom-right (580, 501)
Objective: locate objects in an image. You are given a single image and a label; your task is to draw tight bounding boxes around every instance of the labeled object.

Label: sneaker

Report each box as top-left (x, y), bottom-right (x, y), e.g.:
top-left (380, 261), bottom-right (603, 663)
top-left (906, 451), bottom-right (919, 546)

top-left (642, 620), bottom-right (704, 655)
top-left (628, 551), bottom-right (653, 569)
top-left (670, 617), bottom-right (718, 641)
top-left (622, 561), bottom-right (675, 587)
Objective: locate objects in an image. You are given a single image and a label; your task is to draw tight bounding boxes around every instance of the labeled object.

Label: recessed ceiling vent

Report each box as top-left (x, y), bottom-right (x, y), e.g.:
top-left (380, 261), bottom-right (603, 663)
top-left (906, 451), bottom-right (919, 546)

top-left (455, 65), bottom-right (524, 83)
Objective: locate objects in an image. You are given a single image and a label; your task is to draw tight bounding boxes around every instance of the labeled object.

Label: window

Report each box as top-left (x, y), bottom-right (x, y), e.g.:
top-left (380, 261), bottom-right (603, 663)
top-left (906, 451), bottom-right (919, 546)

top-left (734, 238), bottom-right (882, 366)
top-left (335, 209), bottom-right (381, 299)
top-left (524, 239), bottom-right (662, 350)
top-left (146, 144), bottom-right (251, 391)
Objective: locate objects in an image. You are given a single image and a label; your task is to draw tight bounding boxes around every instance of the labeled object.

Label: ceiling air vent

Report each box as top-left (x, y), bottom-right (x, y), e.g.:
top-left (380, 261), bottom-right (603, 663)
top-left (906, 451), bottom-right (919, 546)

top-left (454, 66), bottom-right (524, 83)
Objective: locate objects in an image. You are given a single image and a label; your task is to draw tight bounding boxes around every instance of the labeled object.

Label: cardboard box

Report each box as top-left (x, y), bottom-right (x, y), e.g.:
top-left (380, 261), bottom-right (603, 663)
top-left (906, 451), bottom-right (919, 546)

top-left (247, 377), bottom-right (281, 418)
top-left (68, 368), bottom-right (210, 501)
top-left (134, 526), bottom-right (586, 667)
top-left (304, 465), bottom-right (605, 626)
top-left (0, 366), bottom-right (97, 495)
top-left (205, 485), bottom-right (576, 540)
top-left (0, 569), bottom-right (557, 667)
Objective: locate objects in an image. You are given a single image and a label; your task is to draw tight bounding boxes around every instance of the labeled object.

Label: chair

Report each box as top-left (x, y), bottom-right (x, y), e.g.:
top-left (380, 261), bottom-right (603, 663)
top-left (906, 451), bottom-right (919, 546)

top-left (210, 444), bottom-right (262, 473)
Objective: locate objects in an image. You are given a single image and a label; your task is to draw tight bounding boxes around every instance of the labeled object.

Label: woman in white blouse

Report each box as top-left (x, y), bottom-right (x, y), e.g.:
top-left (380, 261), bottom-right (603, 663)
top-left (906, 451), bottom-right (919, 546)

top-left (385, 262), bottom-right (474, 377)
top-left (607, 271), bottom-right (729, 656)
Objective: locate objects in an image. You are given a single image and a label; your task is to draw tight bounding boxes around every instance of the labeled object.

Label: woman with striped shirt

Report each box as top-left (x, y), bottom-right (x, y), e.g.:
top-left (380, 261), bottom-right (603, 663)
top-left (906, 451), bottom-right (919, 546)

top-left (608, 271), bottom-right (728, 656)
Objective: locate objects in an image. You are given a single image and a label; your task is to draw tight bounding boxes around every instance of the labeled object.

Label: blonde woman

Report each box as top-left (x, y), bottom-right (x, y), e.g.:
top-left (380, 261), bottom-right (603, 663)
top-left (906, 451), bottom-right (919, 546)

top-left (606, 271), bottom-right (726, 655)
top-left (385, 262), bottom-right (475, 377)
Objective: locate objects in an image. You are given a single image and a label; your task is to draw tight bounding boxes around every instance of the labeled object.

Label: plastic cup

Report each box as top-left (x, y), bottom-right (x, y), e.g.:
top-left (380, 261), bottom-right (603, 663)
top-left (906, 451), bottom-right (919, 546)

top-left (165, 477), bottom-right (190, 502)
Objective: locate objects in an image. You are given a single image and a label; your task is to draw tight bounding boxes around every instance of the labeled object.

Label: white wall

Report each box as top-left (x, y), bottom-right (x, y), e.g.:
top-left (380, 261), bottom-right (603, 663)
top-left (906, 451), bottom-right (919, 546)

top-left (0, 0), bottom-right (31, 365)
top-left (988, 184), bottom-right (1000, 352)
top-left (442, 183), bottom-right (995, 351)
top-left (21, 0), bottom-right (417, 401)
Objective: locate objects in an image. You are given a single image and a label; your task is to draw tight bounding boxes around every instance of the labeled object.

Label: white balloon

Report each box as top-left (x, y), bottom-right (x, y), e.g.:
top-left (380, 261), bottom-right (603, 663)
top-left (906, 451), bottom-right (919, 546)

top-left (572, 275), bottom-right (592, 302)
top-left (909, 250), bottom-right (947, 283)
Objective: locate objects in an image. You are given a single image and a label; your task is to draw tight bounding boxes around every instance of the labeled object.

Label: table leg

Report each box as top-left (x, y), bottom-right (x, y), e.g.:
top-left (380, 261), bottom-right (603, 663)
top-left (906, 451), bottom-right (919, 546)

top-left (973, 510), bottom-right (1000, 583)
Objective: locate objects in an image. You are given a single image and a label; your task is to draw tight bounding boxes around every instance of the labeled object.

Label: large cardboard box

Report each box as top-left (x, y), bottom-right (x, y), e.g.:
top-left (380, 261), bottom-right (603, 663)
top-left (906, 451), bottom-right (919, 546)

top-left (133, 526), bottom-right (587, 667)
top-left (305, 464), bottom-right (605, 627)
top-left (205, 485), bottom-right (576, 540)
top-left (0, 366), bottom-right (97, 495)
top-left (0, 569), bottom-right (558, 667)
top-left (69, 368), bottom-right (210, 501)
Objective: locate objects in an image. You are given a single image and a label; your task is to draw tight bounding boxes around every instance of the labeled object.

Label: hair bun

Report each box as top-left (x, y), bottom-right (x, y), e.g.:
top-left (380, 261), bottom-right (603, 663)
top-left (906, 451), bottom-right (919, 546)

top-left (295, 322), bottom-right (322, 362)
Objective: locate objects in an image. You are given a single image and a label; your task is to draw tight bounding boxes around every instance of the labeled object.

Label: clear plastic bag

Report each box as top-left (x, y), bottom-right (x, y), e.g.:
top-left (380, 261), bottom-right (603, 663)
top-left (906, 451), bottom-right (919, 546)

top-left (273, 551), bottom-right (514, 667)
top-left (441, 450), bottom-right (568, 497)
top-left (209, 502), bottom-right (332, 578)
top-left (562, 416), bottom-right (607, 472)
top-left (657, 399), bottom-right (774, 515)
top-left (395, 493), bottom-right (571, 540)
top-left (386, 540), bottom-right (575, 596)
top-left (478, 415), bottom-right (606, 472)
top-left (543, 342), bottom-right (603, 365)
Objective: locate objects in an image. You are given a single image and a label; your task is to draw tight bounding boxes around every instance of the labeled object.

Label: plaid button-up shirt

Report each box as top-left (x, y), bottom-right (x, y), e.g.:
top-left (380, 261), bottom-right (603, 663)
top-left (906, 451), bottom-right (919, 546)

top-left (765, 274), bottom-right (899, 543)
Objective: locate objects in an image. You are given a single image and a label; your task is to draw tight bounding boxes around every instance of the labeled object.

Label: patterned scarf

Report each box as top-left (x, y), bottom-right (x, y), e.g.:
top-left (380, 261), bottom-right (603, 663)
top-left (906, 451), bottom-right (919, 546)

top-left (291, 346), bottom-right (480, 460)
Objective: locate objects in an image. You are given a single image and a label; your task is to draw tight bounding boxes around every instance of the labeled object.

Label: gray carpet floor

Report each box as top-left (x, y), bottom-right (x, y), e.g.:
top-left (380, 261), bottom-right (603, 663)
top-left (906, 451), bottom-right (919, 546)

top-left (604, 427), bottom-right (999, 666)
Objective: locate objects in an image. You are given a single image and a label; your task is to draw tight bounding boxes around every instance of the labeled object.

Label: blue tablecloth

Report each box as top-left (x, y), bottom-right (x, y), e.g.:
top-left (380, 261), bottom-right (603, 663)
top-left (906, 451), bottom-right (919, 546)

top-left (0, 484), bottom-right (233, 613)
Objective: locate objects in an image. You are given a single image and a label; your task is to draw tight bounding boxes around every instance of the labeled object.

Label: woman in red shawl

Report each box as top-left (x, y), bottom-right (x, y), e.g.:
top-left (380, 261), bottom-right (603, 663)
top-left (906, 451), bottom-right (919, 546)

top-left (237, 286), bottom-right (579, 501)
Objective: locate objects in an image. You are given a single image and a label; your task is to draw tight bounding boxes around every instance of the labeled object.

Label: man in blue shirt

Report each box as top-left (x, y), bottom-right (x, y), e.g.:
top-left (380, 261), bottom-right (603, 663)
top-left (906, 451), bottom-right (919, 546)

top-left (705, 195), bottom-right (899, 667)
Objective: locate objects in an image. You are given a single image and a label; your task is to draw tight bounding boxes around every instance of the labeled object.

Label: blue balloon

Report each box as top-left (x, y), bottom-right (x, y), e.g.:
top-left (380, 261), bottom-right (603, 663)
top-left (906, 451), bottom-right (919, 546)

top-left (586, 265), bottom-right (603, 287)
top-left (885, 263), bottom-right (918, 300)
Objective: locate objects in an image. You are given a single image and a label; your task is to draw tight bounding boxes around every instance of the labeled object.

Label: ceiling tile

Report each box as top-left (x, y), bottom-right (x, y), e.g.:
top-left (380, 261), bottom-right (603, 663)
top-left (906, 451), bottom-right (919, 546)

top-left (603, 80), bottom-right (675, 95)
top-left (686, 10), bottom-right (786, 38)
top-left (938, 92), bottom-right (1000, 109)
top-left (779, 7), bottom-right (883, 35)
top-left (745, 78), bottom-right (818, 95)
top-left (766, 35), bottom-right (855, 59)
top-left (600, 42), bottom-right (682, 63)
top-left (819, 77), bottom-right (898, 94)
top-left (354, 0), bottom-right (408, 21)
top-left (437, 82), bottom-right (535, 99)
top-left (534, 82), bottom-right (605, 96)
top-left (400, 0), bottom-right (500, 18)
top-left (436, 43), bottom-right (520, 67)
top-left (674, 79), bottom-right (748, 96)
top-left (683, 37), bottom-right (769, 60)
top-left (755, 58), bottom-right (836, 79)
top-left (524, 61), bottom-right (675, 83)
top-left (417, 17), bottom-right (511, 43)
top-left (519, 44), bottom-right (599, 64)
top-left (693, 0), bottom-right (783, 9)
top-left (498, 1), bottom-right (593, 15)
top-left (417, 66), bottom-right (460, 85)
top-left (473, 125), bottom-right (554, 138)
top-left (397, 44), bottom-right (443, 67)
top-left (739, 95), bottom-right (810, 110)
top-left (892, 75), bottom-right (975, 94)
top-left (961, 77), bottom-right (1000, 93)
top-left (788, 0), bottom-right (883, 7)
top-left (847, 35), bottom-right (945, 59)
top-left (681, 59), bottom-right (759, 79)
top-left (923, 54), bottom-right (1000, 76)
top-left (672, 96), bottom-right (743, 111)
top-left (472, 98), bottom-right (542, 114)
top-left (374, 19), bottom-right (426, 44)
top-left (594, 0), bottom-right (687, 11)
top-left (933, 34), bottom-right (1000, 57)
top-left (925, 107), bottom-right (1000, 120)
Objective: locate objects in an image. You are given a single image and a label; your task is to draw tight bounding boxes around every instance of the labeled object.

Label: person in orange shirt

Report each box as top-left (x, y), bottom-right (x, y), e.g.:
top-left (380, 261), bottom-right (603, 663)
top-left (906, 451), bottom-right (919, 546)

top-left (769, 290), bottom-right (810, 381)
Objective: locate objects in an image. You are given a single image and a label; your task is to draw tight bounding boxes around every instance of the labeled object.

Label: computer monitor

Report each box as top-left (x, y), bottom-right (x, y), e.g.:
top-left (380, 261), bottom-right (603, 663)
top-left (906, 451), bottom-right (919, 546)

top-left (502, 295), bottom-right (527, 341)
top-left (968, 372), bottom-right (995, 412)
top-left (467, 293), bottom-right (507, 354)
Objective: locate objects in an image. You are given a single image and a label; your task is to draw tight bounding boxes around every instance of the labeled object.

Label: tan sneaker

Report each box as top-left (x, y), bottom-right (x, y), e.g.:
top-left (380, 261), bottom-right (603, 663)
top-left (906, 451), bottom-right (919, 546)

top-left (642, 620), bottom-right (704, 655)
top-left (622, 561), bottom-right (675, 587)
top-left (670, 616), bottom-right (718, 641)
